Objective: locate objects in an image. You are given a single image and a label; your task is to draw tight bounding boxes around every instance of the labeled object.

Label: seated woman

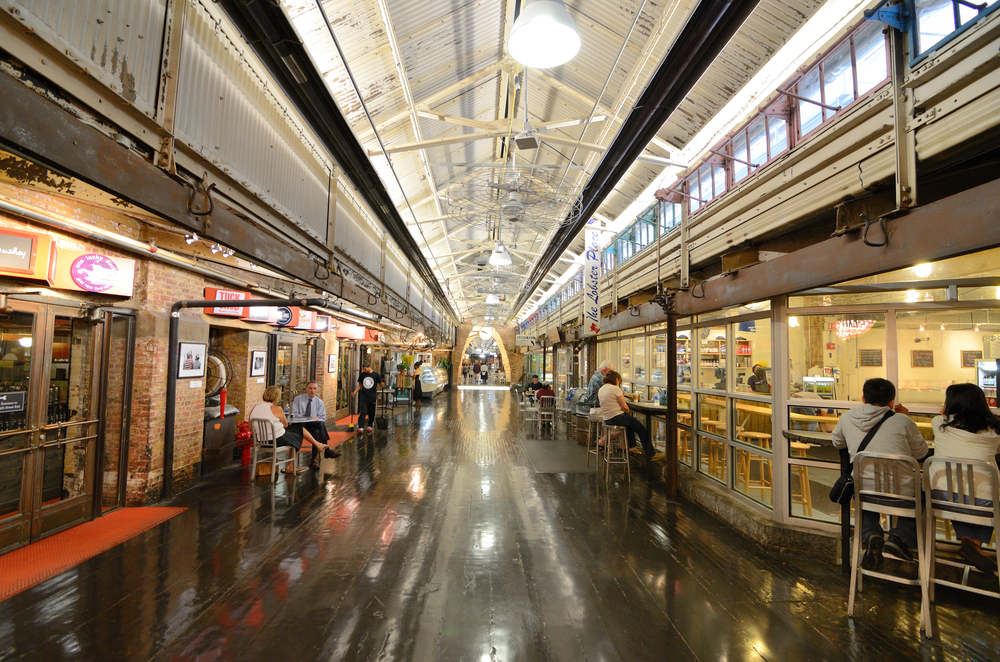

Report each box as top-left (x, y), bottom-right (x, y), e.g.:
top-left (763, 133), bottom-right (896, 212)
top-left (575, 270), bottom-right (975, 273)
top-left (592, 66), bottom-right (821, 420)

top-left (250, 386), bottom-right (336, 473)
top-left (930, 382), bottom-right (1000, 574)
top-left (598, 370), bottom-right (662, 460)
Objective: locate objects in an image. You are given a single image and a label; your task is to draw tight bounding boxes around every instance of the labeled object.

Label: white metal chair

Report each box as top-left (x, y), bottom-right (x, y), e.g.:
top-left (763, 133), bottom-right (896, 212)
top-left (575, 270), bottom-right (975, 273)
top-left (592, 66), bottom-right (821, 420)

top-left (602, 424), bottom-right (630, 483)
top-left (538, 396), bottom-right (556, 436)
top-left (521, 397), bottom-right (540, 434)
top-left (250, 418), bottom-right (296, 483)
top-left (848, 452), bottom-right (931, 637)
top-left (923, 457), bottom-right (999, 605)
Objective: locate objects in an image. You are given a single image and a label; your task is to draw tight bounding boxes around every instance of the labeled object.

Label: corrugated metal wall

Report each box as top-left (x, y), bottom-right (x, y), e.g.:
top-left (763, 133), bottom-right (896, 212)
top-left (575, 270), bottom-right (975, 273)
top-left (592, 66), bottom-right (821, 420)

top-left (9, 0), bottom-right (167, 117)
top-left (384, 252), bottom-right (407, 300)
top-left (174, 0), bottom-right (332, 242)
top-left (334, 202), bottom-right (381, 276)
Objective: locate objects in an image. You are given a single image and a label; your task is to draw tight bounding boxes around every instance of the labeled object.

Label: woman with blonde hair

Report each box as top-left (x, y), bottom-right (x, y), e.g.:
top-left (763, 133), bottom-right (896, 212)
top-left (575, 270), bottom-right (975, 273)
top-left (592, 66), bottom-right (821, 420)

top-left (249, 385), bottom-right (337, 473)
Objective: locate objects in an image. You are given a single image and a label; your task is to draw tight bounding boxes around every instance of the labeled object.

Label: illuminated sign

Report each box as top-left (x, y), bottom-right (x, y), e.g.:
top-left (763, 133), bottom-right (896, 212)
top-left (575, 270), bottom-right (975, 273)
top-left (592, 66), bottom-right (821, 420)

top-left (52, 249), bottom-right (135, 296)
top-left (834, 319), bottom-right (876, 340)
top-left (205, 288), bottom-right (249, 317)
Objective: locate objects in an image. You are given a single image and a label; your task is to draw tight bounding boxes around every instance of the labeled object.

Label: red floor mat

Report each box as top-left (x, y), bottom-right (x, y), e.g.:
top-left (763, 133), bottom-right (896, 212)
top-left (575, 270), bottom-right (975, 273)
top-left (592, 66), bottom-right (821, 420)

top-left (0, 507), bottom-right (186, 602)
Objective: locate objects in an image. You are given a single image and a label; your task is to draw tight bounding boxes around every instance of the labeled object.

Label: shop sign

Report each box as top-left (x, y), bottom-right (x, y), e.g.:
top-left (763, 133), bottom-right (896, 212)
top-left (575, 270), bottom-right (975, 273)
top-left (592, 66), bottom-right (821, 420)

top-left (295, 309), bottom-right (315, 330)
top-left (243, 305), bottom-right (274, 323)
top-left (339, 263), bottom-right (381, 297)
top-left (205, 288), bottom-right (249, 317)
top-left (51, 249), bottom-right (135, 296)
top-left (313, 315), bottom-right (332, 333)
top-left (269, 306), bottom-right (300, 327)
top-left (547, 324), bottom-right (561, 343)
top-left (516, 334), bottom-right (538, 348)
top-left (0, 228), bottom-right (56, 284)
top-left (335, 322), bottom-right (365, 339)
top-left (0, 391), bottom-right (25, 413)
top-left (583, 221), bottom-right (601, 336)
top-left (834, 319), bottom-right (875, 340)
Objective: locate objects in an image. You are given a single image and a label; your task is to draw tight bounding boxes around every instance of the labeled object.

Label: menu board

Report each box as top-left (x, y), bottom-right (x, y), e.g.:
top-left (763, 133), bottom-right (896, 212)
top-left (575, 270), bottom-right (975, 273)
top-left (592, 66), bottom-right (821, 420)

top-left (962, 350), bottom-right (983, 368)
top-left (911, 350), bottom-right (934, 368)
top-left (858, 349), bottom-right (882, 367)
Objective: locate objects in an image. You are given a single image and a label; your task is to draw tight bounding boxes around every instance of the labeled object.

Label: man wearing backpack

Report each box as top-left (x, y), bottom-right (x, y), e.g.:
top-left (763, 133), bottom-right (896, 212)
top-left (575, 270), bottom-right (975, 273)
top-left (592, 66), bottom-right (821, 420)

top-left (832, 378), bottom-right (929, 569)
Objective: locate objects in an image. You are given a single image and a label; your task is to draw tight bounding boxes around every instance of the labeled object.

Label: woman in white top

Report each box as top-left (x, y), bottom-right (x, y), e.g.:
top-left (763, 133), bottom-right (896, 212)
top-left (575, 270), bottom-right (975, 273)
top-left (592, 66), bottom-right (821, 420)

top-left (930, 383), bottom-right (1000, 574)
top-left (250, 385), bottom-right (334, 473)
top-left (597, 370), bottom-right (661, 460)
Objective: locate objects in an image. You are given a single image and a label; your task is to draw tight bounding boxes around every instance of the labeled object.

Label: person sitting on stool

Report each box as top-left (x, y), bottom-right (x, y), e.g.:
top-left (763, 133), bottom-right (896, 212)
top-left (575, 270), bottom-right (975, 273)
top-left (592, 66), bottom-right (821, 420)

top-left (598, 370), bottom-right (663, 461)
top-left (291, 381), bottom-right (340, 458)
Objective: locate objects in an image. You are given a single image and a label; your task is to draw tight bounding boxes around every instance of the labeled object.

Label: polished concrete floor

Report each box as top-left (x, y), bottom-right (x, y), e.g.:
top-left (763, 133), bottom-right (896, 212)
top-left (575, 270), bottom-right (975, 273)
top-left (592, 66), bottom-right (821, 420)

top-left (2, 388), bottom-right (999, 661)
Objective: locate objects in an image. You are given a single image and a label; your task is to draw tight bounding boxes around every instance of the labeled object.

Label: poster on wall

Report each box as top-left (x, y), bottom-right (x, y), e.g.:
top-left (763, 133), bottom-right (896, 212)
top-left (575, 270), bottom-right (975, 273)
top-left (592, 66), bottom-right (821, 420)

top-left (582, 220), bottom-right (601, 336)
top-left (962, 350), bottom-right (983, 368)
top-left (328, 353), bottom-right (337, 373)
top-left (177, 342), bottom-right (207, 379)
top-left (250, 350), bottom-right (267, 377)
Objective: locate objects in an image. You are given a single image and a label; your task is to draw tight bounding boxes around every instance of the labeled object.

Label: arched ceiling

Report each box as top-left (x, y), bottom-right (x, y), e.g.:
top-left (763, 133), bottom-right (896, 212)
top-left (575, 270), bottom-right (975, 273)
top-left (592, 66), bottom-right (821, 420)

top-left (282, 0), bottom-right (826, 324)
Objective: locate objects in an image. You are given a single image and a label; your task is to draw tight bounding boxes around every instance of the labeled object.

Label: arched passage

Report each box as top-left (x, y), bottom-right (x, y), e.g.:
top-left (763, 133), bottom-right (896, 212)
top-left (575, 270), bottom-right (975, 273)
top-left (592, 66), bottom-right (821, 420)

top-left (454, 324), bottom-right (512, 381)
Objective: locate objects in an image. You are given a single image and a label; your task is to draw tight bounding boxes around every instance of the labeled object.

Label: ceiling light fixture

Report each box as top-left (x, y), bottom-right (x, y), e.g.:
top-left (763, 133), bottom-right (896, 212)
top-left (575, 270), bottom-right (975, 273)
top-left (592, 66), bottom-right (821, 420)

top-left (485, 293), bottom-right (501, 305)
top-left (913, 263), bottom-right (932, 278)
top-left (489, 239), bottom-right (512, 266)
top-left (185, 233), bottom-right (198, 245)
top-left (508, 0), bottom-right (581, 69)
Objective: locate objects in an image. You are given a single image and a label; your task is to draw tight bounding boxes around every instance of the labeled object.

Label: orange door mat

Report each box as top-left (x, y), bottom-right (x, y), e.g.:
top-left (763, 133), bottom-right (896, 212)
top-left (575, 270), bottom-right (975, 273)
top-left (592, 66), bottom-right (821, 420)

top-left (0, 507), bottom-right (186, 602)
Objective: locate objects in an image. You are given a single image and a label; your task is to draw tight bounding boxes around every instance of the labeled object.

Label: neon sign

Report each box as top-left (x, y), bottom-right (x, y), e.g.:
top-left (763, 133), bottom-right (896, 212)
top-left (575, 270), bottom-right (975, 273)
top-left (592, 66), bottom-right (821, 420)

top-left (835, 319), bottom-right (876, 340)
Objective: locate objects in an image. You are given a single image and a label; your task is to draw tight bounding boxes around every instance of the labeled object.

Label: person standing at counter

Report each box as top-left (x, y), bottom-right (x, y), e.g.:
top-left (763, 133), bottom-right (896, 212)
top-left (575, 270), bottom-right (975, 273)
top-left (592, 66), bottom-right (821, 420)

top-left (598, 370), bottom-right (662, 460)
top-left (748, 364), bottom-right (770, 394)
top-left (832, 378), bottom-right (928, 569)
top-left (929, 383), bottom-right (1000, 575)
top-left (412, 361), bottom-right (423, 409)
top-left (352, 362), bottom-right (383, 434)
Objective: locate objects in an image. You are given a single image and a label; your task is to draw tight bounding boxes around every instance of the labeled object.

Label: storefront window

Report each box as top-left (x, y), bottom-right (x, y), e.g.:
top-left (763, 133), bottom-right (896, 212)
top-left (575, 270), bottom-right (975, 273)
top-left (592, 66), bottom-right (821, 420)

top-left (699, 435), bottom-right (727, 483)
top-left (620, 338), bottom-right (632, 382)
top-left (696, 326), bottom-right (727, 390)
top-left (678, 428), bottom-right (694, 466)
top-left (633, 336), bottom-right (646, 383)
top-left (697, 393), bottom-right (727, 437)
top-left (788, 464), bottom-right (840, 522)
top-left (895, 309), bottom-right (999, 409)
top-left (732, 318), bottom-right (771, 394)
top-left (787, 313), bottom-right (887, 402)
top-left (677, 331), bottom-right (691, 386)
top-left (734, 448), bottom-right (773, 507)
top-left (650, 333), bottom-right (666, 385)
top-left (732, 398), bottom-right (772, 450)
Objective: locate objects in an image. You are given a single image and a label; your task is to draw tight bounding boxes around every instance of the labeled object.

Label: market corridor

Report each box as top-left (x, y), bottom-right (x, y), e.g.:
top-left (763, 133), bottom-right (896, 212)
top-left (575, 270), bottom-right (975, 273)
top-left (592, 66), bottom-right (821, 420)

top-left (2, 388), bottom-right (998, 661)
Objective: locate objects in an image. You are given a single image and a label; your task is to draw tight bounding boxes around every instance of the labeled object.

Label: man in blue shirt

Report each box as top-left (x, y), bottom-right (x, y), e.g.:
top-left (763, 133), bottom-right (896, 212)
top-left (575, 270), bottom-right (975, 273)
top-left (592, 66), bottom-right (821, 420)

top-left (290, 381), bottom-right (341, 459)
top-left (587, 360), bottom-right (615, 408)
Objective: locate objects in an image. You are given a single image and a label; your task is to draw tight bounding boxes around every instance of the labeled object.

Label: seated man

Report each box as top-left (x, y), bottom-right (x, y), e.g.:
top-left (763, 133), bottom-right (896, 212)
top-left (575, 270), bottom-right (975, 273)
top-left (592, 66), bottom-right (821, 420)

top-left (535, 382), bottom-right (556, 431)
top-left (291, 381), bottom-right (341, 459)
top-left (832, 378), bottom-right (928, 568)
top-left (598, 370), bottom-right (662, 461)
top-left (587, 360), bottom-right (615, 421)
top-left (524, 374), bottom-right (542, 400)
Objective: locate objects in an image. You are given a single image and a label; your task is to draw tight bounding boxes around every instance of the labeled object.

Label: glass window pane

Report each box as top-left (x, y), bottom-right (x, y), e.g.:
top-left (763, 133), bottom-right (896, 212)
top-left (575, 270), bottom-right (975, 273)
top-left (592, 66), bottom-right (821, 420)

top-left (677, 331), bottom-right (691, 387)
top-left (713, 165), bottom-right (726, 198)
top-left (699, 435), bottom-right (727, 483)
top-left (916, 0), bottom-right (958, 54)
top-left (733, 398), bottom-right (772, 450)
top-left (735, 448), bottom-right (773, 508)
top-left (620, 339), bottom-right (631, 382)
top-left (768, 116), bottom-right (788, 158)
top-left (733, 318), bottom-right (771, 394)
top-left (633, 336), bottom-right (646, 383)
top-left (688, 175), bottom-right (700, 213)
top-left (678, 427), bottom-right (694, 466)
top-left (697, 393), bottom-right (727, 437)
top-left (678, 390), bottom-right (692, 420)
top-left (788, 314), bottom-right (887, 402)
top-left (854, 21), bottom-right (887, 96)
top-left (789, 463), bottom-right (841, 522)
top-left (696, 326), bottom-right (727, 390)
top-left (823, 41), bottom-right (854, 118)
top-left (732, 133), bottom-right (749, 182)
top-left (798, 69), bottom-right (823, 136)
top-left (650, 333), bottom-right (666, 385)
top-left (699, 164), bottom-right (714, 204)
top-left (748, 117), bottom-right (767, 166)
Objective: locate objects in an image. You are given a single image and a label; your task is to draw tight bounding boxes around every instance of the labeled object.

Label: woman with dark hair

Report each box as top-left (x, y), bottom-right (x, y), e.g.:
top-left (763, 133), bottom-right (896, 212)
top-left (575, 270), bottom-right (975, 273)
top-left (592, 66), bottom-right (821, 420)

top-left (930, 382), bottom-right (1000, 574)
top-left (412, 361), bottom-right (423, 409)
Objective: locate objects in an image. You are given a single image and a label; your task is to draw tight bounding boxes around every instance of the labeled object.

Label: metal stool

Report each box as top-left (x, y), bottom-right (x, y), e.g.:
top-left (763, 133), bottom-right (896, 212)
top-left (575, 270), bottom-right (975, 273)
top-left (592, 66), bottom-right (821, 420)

top-left (603, 424), bottom-right (630, 483)
top-left (586, 419), bottom-right (604, 469)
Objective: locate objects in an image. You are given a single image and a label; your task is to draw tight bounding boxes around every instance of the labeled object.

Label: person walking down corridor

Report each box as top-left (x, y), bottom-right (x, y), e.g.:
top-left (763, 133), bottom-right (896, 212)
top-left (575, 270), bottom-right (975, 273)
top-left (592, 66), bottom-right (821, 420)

top-left (352, 362), bottom-right (384, 434)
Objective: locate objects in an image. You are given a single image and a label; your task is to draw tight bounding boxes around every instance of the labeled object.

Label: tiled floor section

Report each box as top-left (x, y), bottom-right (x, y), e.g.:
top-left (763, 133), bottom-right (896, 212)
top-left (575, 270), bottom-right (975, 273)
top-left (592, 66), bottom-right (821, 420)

top-left (1, 388), bottom-right (997, 661)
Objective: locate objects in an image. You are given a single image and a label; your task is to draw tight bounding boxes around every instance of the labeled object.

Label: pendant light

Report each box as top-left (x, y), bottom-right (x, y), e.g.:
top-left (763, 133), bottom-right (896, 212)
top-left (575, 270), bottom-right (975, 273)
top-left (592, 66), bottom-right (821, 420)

top-left (489, 239), bottom-right (512, 266)
top-left (508, 0), bottom-right (581, 69)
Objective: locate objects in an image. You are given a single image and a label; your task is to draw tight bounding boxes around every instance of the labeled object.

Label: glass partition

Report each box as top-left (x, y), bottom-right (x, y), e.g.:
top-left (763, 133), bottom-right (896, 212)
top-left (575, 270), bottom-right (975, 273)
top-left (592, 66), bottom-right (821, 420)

top-left (787, 313), bottom-right (887, 402)
top-left (733, 318), bottom-right (771, 394)
top-left (677, 331), bottom-right (691, 386)
top-left (696, 326), bottom-right (727, 390)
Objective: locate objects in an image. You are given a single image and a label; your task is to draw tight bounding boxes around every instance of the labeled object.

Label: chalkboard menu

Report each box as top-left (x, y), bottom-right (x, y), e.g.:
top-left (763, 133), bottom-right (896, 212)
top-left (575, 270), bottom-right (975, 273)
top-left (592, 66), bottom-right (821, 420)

top-left (859, 349), bottom-right (882, 367)
top-left (911, 350), bottom-right (934, 368)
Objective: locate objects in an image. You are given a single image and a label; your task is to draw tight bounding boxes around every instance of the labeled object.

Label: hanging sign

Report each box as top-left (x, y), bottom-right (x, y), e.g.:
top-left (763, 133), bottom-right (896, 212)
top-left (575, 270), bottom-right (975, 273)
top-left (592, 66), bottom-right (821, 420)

top-left (834, 319), bottom-right (876, 340)
top-left (583, 221), bottom-right (601, 336)
top-left (0, 228), bottom-right (56, 284)
top-left (242, 305), bottom-right (274, 323)
top-left (335, 323), bottom-right (366, 340)
top-left (269, 306), bottom-right (300, 327)
top-left (295, 309), bottom-right (315, 330)
top-left (313, 315), bottom-right (332, 333)
top-left (205, 287), bottom-right (249, 317)
top-left (51, 249), bottom-right (135, 296)
top-left (516, 334), bottom-right (538, 348)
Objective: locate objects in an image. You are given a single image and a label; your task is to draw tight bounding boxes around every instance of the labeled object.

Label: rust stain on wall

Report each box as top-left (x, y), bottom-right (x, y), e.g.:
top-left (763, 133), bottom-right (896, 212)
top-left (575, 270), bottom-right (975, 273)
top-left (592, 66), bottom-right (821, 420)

top-left (0, 154), bottom-right (75, 193)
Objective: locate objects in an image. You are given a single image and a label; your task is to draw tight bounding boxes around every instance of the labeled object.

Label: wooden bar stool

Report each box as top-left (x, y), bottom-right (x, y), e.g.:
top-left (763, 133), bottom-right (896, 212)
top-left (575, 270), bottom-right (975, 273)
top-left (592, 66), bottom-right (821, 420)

top-left (603, 424), bottom-right (630, 483)
top-left (737, 431), bottom-right (772, 450)
top-left (738, 449), bottom-right (772, 494)
top-left (789, 441), bottom-right (813, 517)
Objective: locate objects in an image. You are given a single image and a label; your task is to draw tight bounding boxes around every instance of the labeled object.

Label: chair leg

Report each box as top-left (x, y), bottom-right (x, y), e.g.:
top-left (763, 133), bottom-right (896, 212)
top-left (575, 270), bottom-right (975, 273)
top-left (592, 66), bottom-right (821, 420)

top-left (917, 514), bottom-right (933, 638)
top-left (848, 503), bottom-right (864, 617)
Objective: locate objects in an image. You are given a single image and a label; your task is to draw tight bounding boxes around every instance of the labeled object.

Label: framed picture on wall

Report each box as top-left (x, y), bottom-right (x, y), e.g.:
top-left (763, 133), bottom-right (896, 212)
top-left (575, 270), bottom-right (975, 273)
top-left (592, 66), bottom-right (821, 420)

top-left (962, 350), bottom-right (983, 368)
top-left (250, 350), bottom-right (267, 377)
top-left (328, 353), bottom-right (337, 374)
top-left (177, 342), bottom-right (207, 379)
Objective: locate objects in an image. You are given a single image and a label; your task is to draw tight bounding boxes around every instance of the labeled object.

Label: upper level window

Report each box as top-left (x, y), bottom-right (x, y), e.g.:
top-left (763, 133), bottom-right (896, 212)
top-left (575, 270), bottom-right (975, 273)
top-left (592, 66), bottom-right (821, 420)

top-left (660, 201), bottom-right (681, 234)
top-left (796, 21), bottom-right (887, 138)
top-left (914, 0), bottom-right (999, 58)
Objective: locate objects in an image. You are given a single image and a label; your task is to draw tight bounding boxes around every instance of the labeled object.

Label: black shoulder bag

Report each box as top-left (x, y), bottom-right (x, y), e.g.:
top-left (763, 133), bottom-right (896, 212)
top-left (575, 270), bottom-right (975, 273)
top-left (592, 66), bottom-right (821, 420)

top-left (828, 410), bottom-right (894, 505)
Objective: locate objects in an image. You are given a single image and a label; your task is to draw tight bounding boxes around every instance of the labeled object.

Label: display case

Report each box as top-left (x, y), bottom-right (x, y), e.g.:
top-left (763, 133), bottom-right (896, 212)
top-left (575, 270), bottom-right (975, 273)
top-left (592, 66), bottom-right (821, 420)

top-left (803, 376), bottom-right (835, 399)
top-left (418, 365), bottom-right (448, 398)
top-left (977, 360), bottom-right (997, 406)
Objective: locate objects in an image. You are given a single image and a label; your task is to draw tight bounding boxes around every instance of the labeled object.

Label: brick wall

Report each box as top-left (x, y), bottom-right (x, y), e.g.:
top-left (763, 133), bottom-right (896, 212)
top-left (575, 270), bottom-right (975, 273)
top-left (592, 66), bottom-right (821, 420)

top-left (314, 335), bottom-right (339, 422)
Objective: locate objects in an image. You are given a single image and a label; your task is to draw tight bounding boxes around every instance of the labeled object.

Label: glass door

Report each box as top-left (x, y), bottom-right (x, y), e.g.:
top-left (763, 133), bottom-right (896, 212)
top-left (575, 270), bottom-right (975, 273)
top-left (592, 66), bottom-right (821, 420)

top-left (98, 312), bottom-right (135, 511)
top-left (336, 342), bottom-right (353, 418)
top-left (268, 332), bottom-right (316, 411)
top-left (0, 303), bottom-right (101, 552)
